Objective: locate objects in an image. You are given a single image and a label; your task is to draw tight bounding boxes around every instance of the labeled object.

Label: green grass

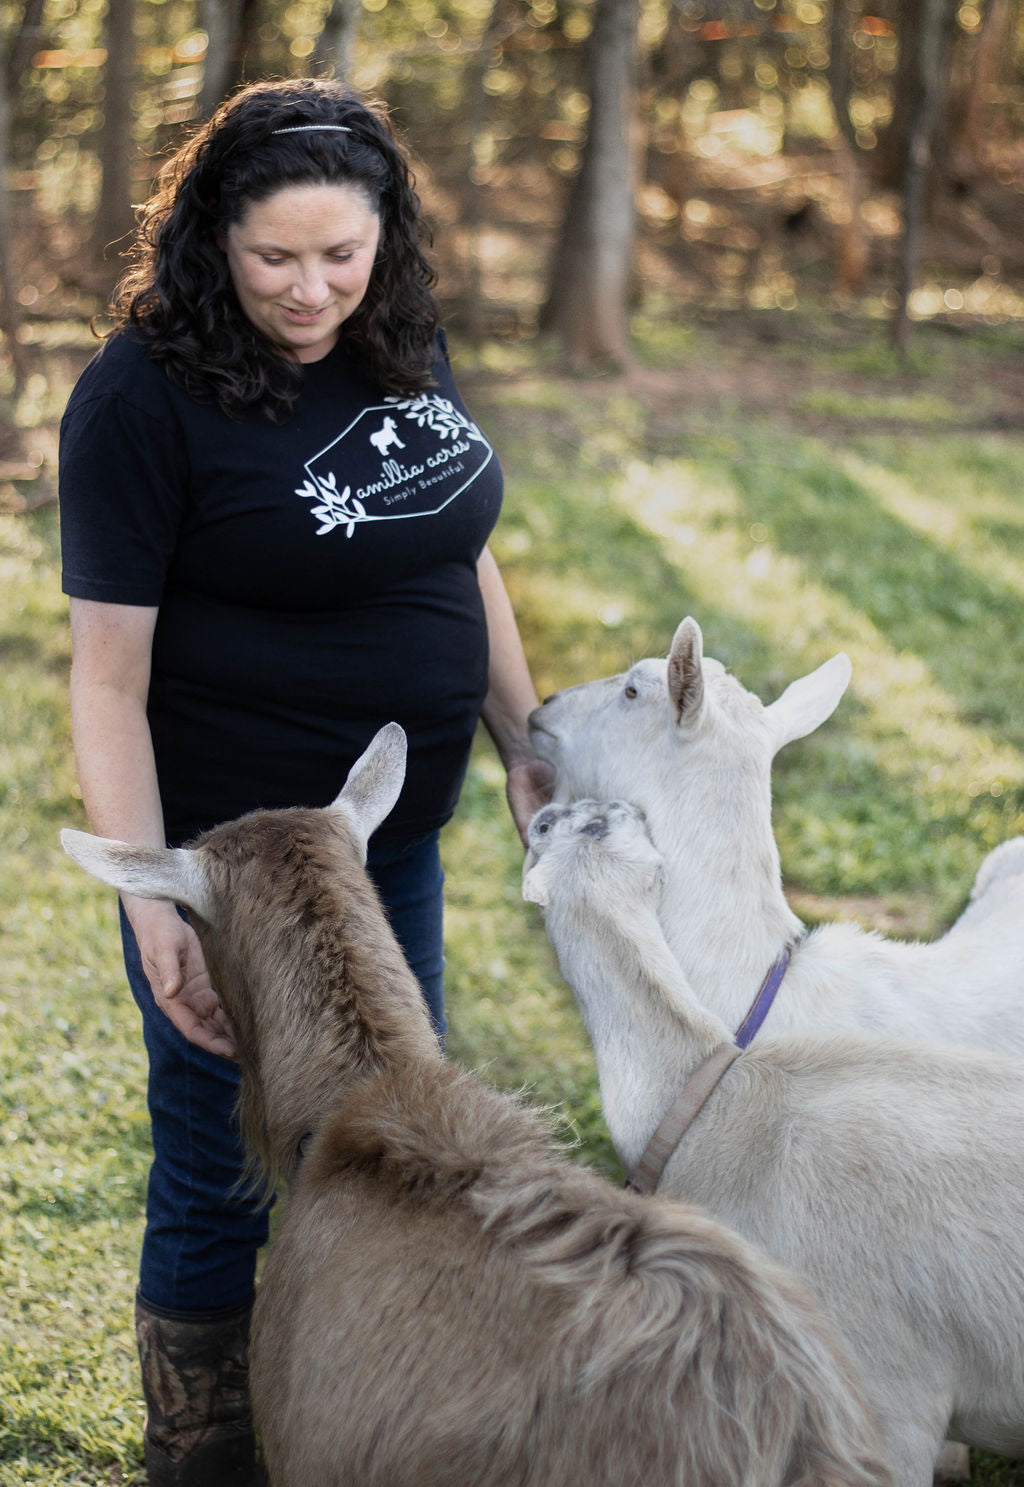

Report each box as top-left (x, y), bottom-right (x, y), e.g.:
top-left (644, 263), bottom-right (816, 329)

top-left (4, 317), bottom-right (1024, 1480)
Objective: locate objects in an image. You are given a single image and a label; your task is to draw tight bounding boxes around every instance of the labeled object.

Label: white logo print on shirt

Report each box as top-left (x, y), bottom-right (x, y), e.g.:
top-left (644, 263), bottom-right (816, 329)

top-left (294, 394), bottom-right (492, 538)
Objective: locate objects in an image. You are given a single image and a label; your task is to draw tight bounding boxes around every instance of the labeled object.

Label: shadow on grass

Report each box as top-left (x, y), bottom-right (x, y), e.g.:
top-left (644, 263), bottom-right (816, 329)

top-left (727, 438), bottom-right (1024, 754)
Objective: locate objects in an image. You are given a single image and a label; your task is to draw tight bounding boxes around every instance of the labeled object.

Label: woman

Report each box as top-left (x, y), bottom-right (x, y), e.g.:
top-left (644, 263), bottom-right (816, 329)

top-left (59, 77), bottom-right (551, 1486)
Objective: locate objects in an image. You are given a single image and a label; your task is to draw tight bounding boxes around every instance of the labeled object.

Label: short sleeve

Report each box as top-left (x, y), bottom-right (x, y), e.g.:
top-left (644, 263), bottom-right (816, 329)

top-left (59, 361), bottom-right (191, 607)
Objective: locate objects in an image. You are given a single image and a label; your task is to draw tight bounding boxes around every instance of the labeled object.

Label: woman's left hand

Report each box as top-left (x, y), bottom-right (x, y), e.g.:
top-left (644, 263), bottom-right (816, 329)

top-left (507, 757), bottom-right (556, 845)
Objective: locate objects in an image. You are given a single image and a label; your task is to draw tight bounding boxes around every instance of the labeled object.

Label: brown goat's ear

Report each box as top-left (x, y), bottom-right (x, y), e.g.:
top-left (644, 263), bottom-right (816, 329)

top-left (60, 829), bottom-right (216, 922)
top-left (667, 616), bottom-right (705, 724)
top-left (764, 652), bottom-right (851, 757)
top-left (328, 722), bottom-right (408, 859)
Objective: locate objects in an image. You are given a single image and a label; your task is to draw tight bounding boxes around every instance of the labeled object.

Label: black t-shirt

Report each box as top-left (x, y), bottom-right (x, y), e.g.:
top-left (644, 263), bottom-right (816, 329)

top-left (59, 329), bottom-right (503, 845)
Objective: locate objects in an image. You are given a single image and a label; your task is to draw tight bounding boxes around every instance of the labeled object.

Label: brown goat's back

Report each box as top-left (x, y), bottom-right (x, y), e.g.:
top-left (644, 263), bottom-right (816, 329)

top-left (252, 1063), bottom-right (889, 1487)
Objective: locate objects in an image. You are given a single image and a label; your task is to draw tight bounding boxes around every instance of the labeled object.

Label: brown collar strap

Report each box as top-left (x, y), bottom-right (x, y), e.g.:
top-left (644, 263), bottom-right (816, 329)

top-left (626, 1044), bottom-right (742, 1196)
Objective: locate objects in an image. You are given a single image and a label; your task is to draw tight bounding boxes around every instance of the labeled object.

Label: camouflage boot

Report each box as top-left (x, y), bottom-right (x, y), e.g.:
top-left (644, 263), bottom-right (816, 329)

top-left (135, 1290), bottom-right (267, 1486)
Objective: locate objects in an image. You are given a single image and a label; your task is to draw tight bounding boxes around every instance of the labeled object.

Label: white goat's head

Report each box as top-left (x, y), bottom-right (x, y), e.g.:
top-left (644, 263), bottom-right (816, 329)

top-left (528, 617), bottom-right (852, 820)
top-left (524, 799), bottom-right (665, 911)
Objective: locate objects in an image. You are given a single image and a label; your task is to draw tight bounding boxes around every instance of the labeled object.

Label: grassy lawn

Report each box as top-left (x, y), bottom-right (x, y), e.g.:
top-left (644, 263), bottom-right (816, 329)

top-left (3, 314), bottom-right (1024, 1482)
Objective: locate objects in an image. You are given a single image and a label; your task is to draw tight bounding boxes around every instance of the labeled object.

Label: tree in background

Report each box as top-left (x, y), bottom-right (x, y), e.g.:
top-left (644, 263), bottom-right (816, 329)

top-left (2, 0), bottom-right (49, 386)
top-left (0, 31), bottom-right (23, 388)
top-left (96, 0), bottom-right (137, 257)
top-left (199, 0), bottom-right (243, 116)
top-left (893, 0), bottom-right (953, 352)
top-left (3, 0), bottom-right (1024, 373)
top-left (311, 0), bottom-right (362, 80)
top-left (539, 0), bottom-right (638, 366)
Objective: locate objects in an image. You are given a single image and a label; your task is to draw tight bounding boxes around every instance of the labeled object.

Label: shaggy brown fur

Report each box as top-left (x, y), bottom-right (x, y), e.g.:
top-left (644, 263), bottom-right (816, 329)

top-left (250, 1059), bottom-right (891, 1487)
top-left (191, 806), bottom-right (441, 1190)
top-left (62, 733), bottom-right (892, 1487)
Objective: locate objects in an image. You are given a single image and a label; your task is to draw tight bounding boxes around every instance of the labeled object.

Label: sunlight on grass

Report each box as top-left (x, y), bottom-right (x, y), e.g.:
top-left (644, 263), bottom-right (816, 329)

top-left (615, 452), bottom-right (1024, 790)
top-left (841, 447), bottom-right (1024, 601)
top-left (609, 450), bottom-right (1024, 907)
top-left (794, 387), bottom-right (974, 424)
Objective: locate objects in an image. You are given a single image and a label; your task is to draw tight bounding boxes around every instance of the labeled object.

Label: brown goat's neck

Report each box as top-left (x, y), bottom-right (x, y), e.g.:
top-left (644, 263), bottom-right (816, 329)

top-left (235, 953), bottom-right (441, 1189)
top-left (195, 817), bottom-right (442, 1188)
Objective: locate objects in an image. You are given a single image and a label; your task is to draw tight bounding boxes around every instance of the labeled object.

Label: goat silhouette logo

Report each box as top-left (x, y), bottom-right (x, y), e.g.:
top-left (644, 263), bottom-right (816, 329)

top-left (368, 416), bottom-right (406, 457)
top-left (295, 395), bottom-right (493, 538)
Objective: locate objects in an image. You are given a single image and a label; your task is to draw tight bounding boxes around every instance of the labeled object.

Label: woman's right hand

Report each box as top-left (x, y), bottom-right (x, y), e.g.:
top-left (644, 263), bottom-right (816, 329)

top-left (126, 897), bottom-right (238, 1060)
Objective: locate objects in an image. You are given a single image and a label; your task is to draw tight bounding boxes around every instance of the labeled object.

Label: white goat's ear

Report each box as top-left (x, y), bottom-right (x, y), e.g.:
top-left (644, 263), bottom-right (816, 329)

top-left (329, 722), bottom-right (408, 858)
top-left (764, 653), bottom-right (852, 755)
top-left (667, 617), bottom-right (705, 724)
top-left (60, 829), bottom-right (215, 921)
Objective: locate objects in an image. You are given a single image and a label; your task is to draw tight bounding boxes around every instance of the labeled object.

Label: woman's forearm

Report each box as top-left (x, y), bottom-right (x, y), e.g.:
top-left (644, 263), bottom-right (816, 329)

top-left (72, 678), bottom-right (167, 853)
top-left (477, 546), bottom-right (540, 767)
top-left (477, 547), bottom-right (554, 840)
top-left (69, 599), bottom-right (166, 851)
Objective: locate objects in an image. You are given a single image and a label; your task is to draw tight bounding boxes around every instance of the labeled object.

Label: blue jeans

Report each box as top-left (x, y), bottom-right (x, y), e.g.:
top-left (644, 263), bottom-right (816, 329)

top-left (122, 829), bottom-right (445, 1312)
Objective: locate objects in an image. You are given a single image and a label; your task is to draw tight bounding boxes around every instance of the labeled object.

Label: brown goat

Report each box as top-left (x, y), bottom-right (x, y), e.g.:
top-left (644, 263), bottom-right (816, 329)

top-left (62, 725), bottom-right (892, 1487)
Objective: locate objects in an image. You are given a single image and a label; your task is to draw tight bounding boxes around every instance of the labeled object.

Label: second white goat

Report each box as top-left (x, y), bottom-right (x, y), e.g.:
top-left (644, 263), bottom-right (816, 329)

top-left (524, 799), bottom-right (1024, 1487)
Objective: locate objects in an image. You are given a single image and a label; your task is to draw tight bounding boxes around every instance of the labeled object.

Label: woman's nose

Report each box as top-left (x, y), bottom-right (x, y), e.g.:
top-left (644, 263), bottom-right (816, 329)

top-left (293, 263), bottom-right (327, 304)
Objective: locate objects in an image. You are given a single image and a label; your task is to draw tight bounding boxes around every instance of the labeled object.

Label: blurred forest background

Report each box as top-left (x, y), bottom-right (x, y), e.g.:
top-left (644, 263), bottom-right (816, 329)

top-left (3, 0), bottom-right (1024, 427)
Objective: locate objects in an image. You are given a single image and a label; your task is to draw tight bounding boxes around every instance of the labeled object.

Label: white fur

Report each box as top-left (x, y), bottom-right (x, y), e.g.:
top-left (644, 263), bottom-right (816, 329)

top-left (524, 800), bottom-right (1024, 1487)
top-left (528, 617), bottom-right (1024, 1050)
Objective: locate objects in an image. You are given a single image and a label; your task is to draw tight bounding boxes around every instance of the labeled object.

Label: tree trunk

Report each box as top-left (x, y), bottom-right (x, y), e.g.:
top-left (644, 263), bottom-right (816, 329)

top-left (937, 0), bottom-right (1012, 181)
top-left (4, 0), bottom-right (47, 94)
top-left (200, 0), bottom-right (245, 117)
top-left (892, 0), bottom-right (949, 354)
top-left (873, 0), bottom-right (957, 192)
top-left (0, 37), bottom-right (26, 388)
top-left (95, 0), bottom-right (138, 273)
top-left (312, 0), bottom-right (361, 79)
top-left (539, 0), bottom-right (638, 370)
top-left (459, 0), bottom-right (510, 343)
top-left (827, 0), bottom-right (868, 294)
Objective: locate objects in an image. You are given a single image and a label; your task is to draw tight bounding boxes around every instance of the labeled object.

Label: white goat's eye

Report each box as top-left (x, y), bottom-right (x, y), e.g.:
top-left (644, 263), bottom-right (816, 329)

top-left (624, 685), bottom-right (638, 699)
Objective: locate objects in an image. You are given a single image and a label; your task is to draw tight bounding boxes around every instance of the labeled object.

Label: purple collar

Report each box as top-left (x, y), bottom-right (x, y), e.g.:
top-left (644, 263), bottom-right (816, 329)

top-left (733, 948), bottom-right (790, 1049)
top-left (626, 946), bottom-right (795, 1195)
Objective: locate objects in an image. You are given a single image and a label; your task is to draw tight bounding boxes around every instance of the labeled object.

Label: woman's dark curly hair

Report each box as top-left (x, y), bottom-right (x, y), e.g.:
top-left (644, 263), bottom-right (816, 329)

top-left (112, 78), bottom-right (441, 419)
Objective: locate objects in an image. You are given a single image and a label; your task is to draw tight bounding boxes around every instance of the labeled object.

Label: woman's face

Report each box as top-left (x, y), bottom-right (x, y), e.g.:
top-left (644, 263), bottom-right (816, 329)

top-left (221, 181), bottom-right (382, 363)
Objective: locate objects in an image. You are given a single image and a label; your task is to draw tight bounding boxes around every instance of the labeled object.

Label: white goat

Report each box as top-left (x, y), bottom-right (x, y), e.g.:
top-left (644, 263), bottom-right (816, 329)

top-left (61, 728), bottom-right (890, 1487)
top-left (524, 798), bottom-right (1024, 1487)
top-left (528, 616), bottom-right (1024, 1051)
